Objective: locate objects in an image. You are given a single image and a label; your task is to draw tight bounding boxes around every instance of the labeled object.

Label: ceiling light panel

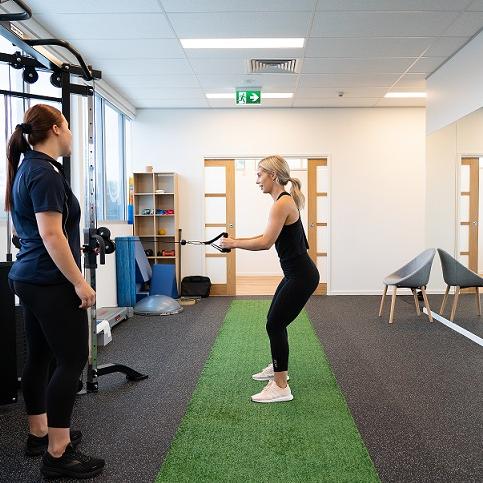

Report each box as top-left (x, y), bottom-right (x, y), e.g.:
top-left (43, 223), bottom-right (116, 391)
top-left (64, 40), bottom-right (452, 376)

top-left (315, 0), bottom-right (472, 11)
top-left (27, 0), bottom-right (163, 14)
top-left (384, 92), bottom-right (427, 98)
top-left (161, 0), bottom-right (316, 12)
top-left (181, 38), bottom-right (304, 49)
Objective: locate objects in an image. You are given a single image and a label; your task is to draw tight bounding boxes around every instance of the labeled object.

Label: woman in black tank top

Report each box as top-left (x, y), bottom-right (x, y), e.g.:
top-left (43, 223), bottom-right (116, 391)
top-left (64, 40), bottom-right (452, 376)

top-left (221, 155), bottom-right (320, 403)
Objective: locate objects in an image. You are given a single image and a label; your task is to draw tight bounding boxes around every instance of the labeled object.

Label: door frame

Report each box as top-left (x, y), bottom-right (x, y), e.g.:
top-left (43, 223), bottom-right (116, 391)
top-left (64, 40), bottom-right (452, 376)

top-left (204, 159), bottom-right (236, 295)
top-left (204, 155), bottom-right (330, 296)
top-left (308, 158), bottom-right (329, 295)
top-left (459, 157), bottom-right (479, 273)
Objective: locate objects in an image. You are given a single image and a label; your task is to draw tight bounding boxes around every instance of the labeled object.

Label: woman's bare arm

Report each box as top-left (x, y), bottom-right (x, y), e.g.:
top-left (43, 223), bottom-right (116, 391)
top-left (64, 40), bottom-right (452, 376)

top-left (222, 202), bottom-right (289, 251)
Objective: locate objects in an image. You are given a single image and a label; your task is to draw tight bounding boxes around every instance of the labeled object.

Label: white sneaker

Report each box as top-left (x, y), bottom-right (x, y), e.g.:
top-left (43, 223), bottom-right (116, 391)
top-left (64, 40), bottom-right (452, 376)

top-left (251, 381), bottom-right (294, 403)
top-left (251, 363), bottom-right (289, 381)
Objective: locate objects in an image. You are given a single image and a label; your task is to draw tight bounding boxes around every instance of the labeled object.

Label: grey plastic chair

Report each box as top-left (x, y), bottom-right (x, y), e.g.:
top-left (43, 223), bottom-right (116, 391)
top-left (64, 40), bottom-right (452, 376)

top-left (379, 249), bottom-right (436, 324)
top-left (438, 248), bottom-right (483, 321)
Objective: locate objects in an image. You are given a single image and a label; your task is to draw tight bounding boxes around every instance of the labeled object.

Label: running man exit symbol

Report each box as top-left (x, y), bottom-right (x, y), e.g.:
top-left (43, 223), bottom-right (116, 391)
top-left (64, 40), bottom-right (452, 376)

top-left (236, 89), bottom-right (261, 104)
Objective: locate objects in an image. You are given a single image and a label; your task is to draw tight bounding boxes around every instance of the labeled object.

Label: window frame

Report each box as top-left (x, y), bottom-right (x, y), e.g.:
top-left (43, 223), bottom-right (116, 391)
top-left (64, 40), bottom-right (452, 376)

top-left (94, 94), bottom-right (129, 222)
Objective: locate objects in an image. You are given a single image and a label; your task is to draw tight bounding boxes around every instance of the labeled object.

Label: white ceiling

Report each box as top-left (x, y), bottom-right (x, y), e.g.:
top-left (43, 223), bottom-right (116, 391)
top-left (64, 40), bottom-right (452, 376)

top-left (15, 0), bottom-right (483, 109)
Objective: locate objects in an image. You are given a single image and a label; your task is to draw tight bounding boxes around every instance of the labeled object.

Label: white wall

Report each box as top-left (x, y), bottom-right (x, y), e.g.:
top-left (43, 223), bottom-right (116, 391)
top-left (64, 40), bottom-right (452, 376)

top-left (132, 107), bottom-right (426, 295)
top-left (425, 123), bottom-right (457, 290)
top-left (426, 107), bottom-right (483, 287)
top-left (427, 29), bottom-right (483, 134)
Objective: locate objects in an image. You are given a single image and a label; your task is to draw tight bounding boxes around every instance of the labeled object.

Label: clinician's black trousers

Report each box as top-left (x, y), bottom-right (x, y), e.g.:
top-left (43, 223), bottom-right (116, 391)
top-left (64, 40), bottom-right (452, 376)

top-left (266, 253), bottom-right (320, 372)
top-left (11, 280), bottom-right (88, 428)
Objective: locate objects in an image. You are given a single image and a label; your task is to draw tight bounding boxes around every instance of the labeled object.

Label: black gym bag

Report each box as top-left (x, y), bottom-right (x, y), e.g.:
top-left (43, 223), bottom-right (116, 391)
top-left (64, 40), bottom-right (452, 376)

top-left (180, 276), bottom-right (211, 298)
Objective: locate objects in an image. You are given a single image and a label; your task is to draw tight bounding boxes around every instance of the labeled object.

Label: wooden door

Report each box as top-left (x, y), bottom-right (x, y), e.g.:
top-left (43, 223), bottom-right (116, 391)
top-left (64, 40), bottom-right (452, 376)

top-left (308, 158), bottom-right (328, 295)
top-left (204, 159), bottom-right (236, 295)
top-left (460, 157), bottom-right (479, 272)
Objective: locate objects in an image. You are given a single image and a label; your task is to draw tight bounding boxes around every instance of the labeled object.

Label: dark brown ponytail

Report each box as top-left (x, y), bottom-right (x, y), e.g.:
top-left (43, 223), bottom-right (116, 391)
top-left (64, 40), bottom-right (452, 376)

top-left (4, 104), bottom-right (64, 211)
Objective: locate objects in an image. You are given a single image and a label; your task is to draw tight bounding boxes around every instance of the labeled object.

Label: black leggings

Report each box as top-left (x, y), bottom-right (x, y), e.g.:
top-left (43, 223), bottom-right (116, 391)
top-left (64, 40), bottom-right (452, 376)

top-left (266, 254), bottom-right (320, 372)
top-left (11, 280), bottom-right (88, 428)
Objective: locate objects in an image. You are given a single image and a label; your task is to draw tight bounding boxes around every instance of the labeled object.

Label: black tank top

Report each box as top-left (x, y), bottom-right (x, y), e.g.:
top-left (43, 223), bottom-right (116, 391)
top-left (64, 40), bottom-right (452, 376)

top-left (274, 192), bottom-right (309, 262)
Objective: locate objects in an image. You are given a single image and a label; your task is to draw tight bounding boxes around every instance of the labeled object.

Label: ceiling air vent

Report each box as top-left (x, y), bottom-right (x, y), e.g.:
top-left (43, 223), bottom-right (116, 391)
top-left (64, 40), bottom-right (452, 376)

top-left (249, 59), bottom-right (299, 74)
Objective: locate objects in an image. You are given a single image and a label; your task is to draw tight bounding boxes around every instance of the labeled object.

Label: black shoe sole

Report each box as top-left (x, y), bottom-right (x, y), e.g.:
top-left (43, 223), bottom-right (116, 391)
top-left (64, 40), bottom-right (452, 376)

top-left (40, 466), bottom-right (103, 479)
top-left (25, 436), bottom-right (82, 457)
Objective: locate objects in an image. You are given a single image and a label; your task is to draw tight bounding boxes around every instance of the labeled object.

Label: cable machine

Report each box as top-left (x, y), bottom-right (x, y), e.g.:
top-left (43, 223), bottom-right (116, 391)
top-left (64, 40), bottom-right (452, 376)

top-left (0, 0), bottom-right (146, 404)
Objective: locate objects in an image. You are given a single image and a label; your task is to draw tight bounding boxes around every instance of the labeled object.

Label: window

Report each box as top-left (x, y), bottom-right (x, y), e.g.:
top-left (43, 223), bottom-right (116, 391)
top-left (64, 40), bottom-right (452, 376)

top-left (0, 36), bottom-right (29, 219)
top-left (93, 95), bottom-right (130, 221)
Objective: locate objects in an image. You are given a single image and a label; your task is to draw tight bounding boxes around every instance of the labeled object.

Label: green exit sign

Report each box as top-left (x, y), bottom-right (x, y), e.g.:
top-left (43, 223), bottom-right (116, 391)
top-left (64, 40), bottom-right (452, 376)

top-left (236, 89), bottom-right (261, 104)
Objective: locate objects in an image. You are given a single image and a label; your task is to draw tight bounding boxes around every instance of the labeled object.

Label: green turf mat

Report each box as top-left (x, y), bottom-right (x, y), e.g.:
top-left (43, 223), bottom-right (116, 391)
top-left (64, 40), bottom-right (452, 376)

top-left (156, 300), bottom-right (379, 483)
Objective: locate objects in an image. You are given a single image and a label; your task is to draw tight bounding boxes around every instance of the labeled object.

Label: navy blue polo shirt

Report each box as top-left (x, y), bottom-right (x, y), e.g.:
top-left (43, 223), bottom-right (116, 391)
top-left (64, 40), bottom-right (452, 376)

top-left (8, 150), bottom-right (82, 285)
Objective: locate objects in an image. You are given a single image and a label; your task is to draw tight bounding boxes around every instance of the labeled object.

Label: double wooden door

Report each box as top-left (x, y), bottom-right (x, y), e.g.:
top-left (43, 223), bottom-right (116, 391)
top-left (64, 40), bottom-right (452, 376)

top-left (204, 158), bottom-right (329, 295)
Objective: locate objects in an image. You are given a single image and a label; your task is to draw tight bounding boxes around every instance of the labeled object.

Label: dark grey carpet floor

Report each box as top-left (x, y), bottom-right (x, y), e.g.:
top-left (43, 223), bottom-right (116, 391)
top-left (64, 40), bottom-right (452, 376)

top-left (427, 292), bottom-right (483, 339)
top-left (306, 294), bottom-right (483, 483)
top-left (0, 297), bottom-right (232, 483)
top-left (1, 295), bottom-right (482, 482)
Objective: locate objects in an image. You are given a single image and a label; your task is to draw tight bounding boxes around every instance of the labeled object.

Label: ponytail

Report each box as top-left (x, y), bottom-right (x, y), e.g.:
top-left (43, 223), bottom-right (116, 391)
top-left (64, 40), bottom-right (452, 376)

top-left (4, 104), bottom-right (64, 211)
top-left (5, 125), bottom-right (30, 211)
top-left (289, 177), bottom-right (305, 210)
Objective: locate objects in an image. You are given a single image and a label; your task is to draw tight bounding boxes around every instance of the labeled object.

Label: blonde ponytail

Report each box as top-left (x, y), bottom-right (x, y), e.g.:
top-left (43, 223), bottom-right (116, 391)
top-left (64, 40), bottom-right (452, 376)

top-left (289, 176), bottom-right (305, 210)
top-left (258, 155), bottom-right (305, 210)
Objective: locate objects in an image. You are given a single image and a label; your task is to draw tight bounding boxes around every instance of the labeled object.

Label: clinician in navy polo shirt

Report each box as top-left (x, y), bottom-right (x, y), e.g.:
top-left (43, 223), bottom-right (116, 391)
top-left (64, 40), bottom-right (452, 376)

top-left (5, 104), bottom-right (104, 479)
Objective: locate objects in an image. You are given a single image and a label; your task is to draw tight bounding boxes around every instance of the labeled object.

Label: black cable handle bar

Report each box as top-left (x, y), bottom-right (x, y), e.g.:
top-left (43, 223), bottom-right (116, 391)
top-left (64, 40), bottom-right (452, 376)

top-left (159, 232), bottom-right (231, 253)
top-left (25, 39), bottom-right (93, 81)
top-left (0, 0), bottom-right (31, 22)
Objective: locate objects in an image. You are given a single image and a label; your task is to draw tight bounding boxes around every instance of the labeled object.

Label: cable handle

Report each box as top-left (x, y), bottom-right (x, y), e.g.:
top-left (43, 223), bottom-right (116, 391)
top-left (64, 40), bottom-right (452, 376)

top-left (178, 232), bottom-right (231, 253)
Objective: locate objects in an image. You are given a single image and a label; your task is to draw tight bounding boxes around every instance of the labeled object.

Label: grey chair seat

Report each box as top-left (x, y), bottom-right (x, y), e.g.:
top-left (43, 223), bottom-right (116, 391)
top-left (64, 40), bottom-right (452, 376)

top-left (379, 248), bottom-right (436, 324)
top-left (438, 249), bottom-right (483, 288)
top-left (383, 249), bottom-right (436, 288)
top-left (437, 249), bottom-right (483, 321)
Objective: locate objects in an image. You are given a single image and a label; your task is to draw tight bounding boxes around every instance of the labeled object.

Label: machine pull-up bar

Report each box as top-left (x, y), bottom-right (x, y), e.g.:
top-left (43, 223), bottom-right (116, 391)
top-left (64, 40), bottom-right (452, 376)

top-left (0, 0), bottom-right (31, 22)
top-left (25, 39), bottom-right (94, 81)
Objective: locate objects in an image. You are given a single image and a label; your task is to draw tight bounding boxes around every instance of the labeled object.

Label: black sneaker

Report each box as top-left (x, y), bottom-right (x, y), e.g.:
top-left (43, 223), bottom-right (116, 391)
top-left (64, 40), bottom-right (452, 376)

top-left (25, 430), bottom-right (82, 457)
top-left (40, 443), bottom-right (105, 479)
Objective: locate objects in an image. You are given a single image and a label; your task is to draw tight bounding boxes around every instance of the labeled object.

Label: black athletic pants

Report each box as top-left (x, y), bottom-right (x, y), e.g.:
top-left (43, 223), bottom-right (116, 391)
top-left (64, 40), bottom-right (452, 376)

top-left (10, 280), bottom-right (88, 428)
top-left (266, 253), bottom-right (320, 372)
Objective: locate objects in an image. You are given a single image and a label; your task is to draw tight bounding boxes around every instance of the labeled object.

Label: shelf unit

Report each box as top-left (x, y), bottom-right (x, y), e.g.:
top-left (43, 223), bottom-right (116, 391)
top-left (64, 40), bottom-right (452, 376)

top-left (133, 172), bottom-right (179, 289)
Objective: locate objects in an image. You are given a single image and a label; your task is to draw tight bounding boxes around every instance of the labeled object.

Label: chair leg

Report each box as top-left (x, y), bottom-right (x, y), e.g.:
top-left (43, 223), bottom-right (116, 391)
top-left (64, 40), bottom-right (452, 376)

top-left (440, 285), bottom-right (450, 314)
top-left (379, 285), bottom-right (388, 317)
top-left (411, 289), bottom-right (421, 316)
top-left (389, 286), bottom-right (397, 324)
top-left (476, 287), bottom-right (481, 316)
top-left (420, 286), bottom-right (433, 322)
top-left (450, 286), bottom-right (461, 322)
